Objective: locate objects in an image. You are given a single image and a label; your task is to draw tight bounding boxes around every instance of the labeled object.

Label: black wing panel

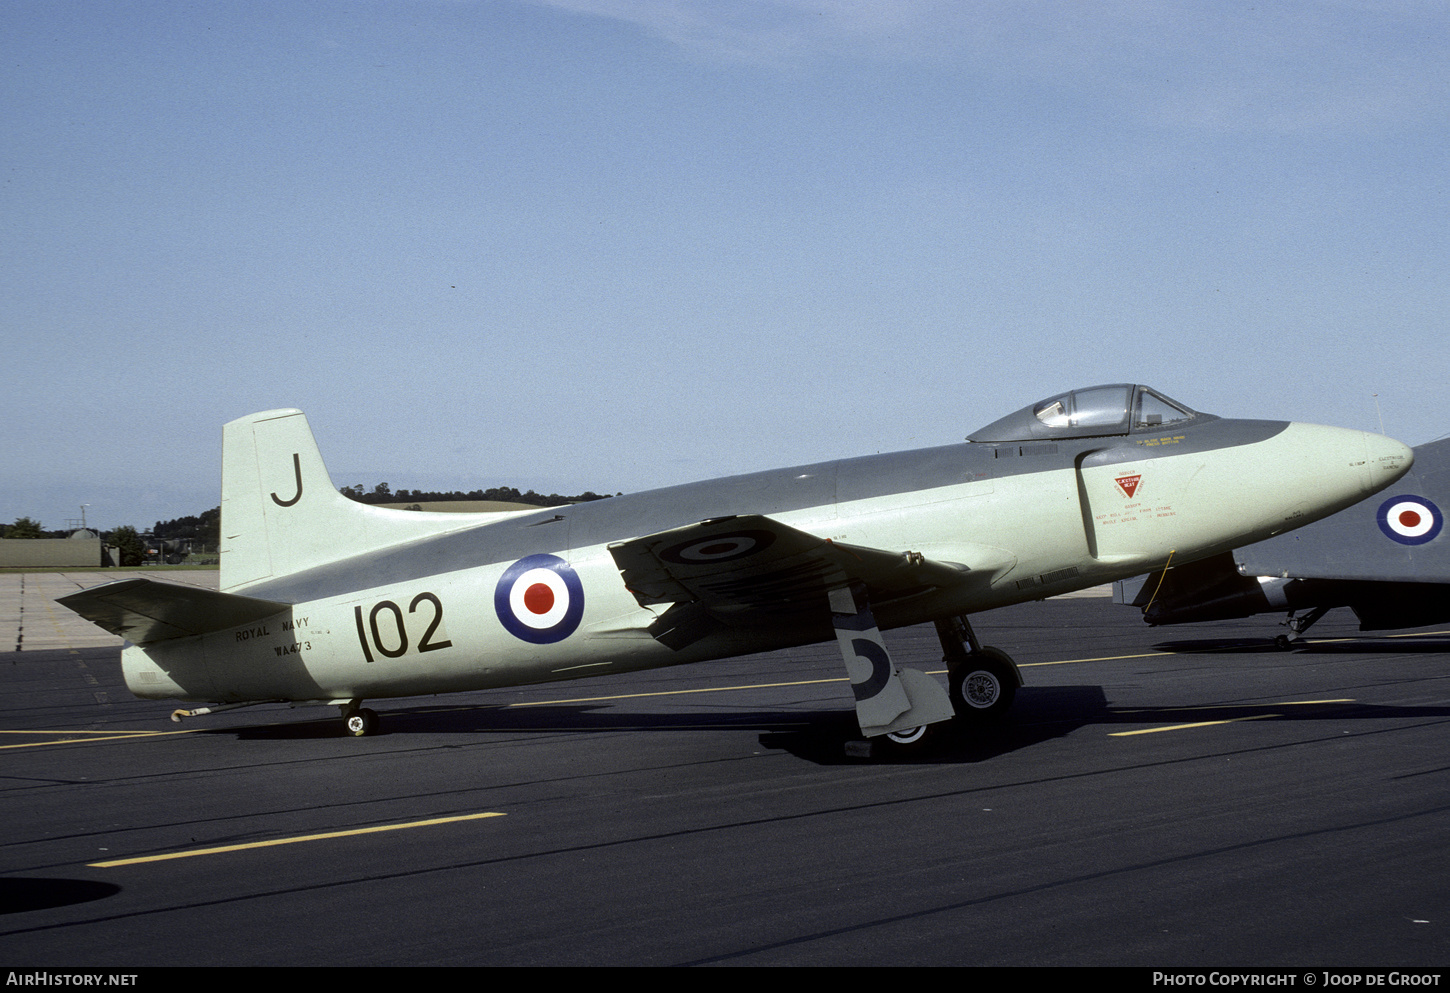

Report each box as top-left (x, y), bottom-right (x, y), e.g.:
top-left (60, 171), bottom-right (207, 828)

top-left (608, 514), bottom-right (971, 625)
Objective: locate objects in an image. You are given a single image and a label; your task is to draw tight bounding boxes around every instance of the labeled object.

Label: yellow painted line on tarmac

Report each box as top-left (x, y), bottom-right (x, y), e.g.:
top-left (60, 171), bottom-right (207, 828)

top-left (0, 729), bottom-right (197, 749)
top-left (0, 729), bottom-right (160, 734)
top-left (1114, 698), bottom-right (1355, 714)
top-left (506, 647), bottom-right (1209, 708)
top-left (508, 628), bottom-right (1441, 709)
top-left (508, 639), bottom-right (1273, 708)
top-left (1026, 628), bottom-right (1450, 669)
top-left (1108, 700), bottom-right (1354, 736)
top-left (89, 811), bottom-right (506, 868)
top-left (508, 676), bottom-right (850, 707)
top-left (1307, 628), bottom-right (1450, 644)
top-left (511, 646), bottom-right (1201, 709)
top-left (1111, 714), bottom-right (1279, 736)
top-left (1021, 650), bottom-right (1173, 667)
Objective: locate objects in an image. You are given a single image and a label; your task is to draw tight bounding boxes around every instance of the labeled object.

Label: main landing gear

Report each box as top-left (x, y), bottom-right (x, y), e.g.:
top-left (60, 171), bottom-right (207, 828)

top-left (831, 580), bottom-right (1022, 756)
top-left (935, 615), bottom-right (1019, 725)
top-left (865, 615), bottom-right (1023, 757)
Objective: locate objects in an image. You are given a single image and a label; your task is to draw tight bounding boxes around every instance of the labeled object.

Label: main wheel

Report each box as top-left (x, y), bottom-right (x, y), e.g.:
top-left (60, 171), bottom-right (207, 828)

top-left (949, 647), bottom-right (1017, 723)
top-left (875, 722), bottom-right (937, 757)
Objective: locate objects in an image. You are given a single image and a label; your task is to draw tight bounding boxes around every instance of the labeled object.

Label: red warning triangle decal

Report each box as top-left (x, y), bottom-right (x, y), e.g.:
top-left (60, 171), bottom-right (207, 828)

top-left (1115, 474), bottom-right (1141, 498)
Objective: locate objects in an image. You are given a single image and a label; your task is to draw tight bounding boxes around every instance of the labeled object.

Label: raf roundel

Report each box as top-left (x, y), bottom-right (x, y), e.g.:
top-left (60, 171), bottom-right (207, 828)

top-left (1376, 495), bottom-right (1443, 546)
top-left (495, 554), bottom-right (585, 644)
top-left (659, 529), bottom-right (777, 565)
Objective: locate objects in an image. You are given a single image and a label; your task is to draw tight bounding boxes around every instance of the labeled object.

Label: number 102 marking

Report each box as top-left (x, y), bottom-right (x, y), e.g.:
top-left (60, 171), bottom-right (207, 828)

top-left (353, 592), bottom-right (452, 663)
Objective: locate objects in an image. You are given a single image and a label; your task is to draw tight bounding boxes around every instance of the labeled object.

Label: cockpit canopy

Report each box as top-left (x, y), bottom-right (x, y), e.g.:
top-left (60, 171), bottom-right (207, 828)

top-left (968, 384), bottom-right (1209, 443)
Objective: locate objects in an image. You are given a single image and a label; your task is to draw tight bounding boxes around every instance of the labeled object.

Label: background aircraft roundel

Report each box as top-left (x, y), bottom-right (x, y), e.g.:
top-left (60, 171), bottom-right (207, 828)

top-left (494, 554), bottom-right (585, 644)
top-left (1377, 495), bottom-right (1442, 545)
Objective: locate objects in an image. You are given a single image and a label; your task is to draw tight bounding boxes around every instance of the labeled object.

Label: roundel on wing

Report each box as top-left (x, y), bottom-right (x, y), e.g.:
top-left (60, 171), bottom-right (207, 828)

top-left (658, 529), bottom-right (777, 565)
top-left (495, 554), bottom-right (585, 643)
top-left (1376, 495), bottom-right (1443, 546)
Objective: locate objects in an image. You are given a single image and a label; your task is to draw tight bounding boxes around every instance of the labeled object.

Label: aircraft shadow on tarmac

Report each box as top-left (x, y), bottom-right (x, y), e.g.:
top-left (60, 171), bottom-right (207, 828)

top-left (0, 878), bottom-right (121, 916)
top-left (209, 669), bottom-right (1450, 766)
top-left (211, 685), bottom-right (1112, 764)
top-left (1152, 633), bottom-right (1450, 655)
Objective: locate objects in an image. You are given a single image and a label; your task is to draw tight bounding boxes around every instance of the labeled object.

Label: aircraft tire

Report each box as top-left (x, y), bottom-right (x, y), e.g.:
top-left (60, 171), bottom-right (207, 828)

top-left (345, 707), bottom-right (380, 737)
top-left (876, 722), bottom-right (937, 757)
top-left (950, 647), bottom-right (1017, 724)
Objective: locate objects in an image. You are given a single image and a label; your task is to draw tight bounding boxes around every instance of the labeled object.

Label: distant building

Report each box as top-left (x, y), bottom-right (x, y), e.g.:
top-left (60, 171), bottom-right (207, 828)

top-left (0, 530), bottom-right (105, 568)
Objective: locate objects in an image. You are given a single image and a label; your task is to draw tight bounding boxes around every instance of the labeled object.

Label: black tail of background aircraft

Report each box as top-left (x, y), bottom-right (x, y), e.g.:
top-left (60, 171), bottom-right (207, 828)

top-left (1117, 437), bottom-right (1450, 642)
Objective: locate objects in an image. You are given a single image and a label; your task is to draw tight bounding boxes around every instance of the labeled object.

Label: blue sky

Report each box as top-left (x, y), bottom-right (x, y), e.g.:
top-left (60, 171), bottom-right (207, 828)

top-left (3, 1), bottom-right (1446, 532)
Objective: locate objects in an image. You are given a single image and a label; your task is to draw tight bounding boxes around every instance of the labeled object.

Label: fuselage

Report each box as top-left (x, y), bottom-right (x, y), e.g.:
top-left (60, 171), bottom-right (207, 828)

top-left (122, 403), bottom-right (1411, 707)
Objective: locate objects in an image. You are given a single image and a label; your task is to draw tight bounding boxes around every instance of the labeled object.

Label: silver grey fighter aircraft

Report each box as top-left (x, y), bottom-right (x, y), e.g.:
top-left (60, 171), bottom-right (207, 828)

top-left (60, 385), bottom-right (1412, 748)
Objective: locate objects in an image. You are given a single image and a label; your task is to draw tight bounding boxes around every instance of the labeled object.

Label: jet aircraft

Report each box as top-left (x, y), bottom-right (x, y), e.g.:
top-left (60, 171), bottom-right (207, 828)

top-left (1116, 436), bottom-right (1448, 647)
top-left (60, 385), bottom-right (1412, 748)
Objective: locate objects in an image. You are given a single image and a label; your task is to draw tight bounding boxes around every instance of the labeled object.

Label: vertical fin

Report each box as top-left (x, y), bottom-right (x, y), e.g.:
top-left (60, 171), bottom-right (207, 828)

top-left (220, 409), bottom-right (507, 593)
top-left (220, 409), bottom-right (348, 591)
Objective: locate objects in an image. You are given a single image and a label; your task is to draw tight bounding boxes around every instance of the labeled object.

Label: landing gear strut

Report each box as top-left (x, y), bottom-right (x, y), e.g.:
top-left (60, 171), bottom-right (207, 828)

top-left (1275, 605), bottom-right (1331, 650)
top-left (935, 616), bottom-right (1021, 725)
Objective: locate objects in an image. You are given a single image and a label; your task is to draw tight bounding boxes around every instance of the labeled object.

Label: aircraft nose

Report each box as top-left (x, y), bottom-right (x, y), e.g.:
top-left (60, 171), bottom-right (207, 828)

top-left (1247, 423), bottom-right (1413, 537)
top-left (1362, 430), bottom-right (1415, 492)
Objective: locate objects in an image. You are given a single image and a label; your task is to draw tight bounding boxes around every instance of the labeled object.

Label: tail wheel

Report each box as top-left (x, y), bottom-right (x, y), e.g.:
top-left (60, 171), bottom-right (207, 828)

top-left (344, 707), bottom-right (379, 737)
top-left (949, 647), bottom-right (1017, 723)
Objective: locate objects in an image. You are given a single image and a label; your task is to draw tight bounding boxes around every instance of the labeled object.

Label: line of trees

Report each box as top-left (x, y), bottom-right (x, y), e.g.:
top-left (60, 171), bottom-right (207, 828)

top-left (0, 517), bottom-right (52, 539)
top-left (8, 480), bottom-right (612, 560)
top-left (337, 483), bottom-right (615, 507)
top-left (152, 507), bottom-right (220, 549)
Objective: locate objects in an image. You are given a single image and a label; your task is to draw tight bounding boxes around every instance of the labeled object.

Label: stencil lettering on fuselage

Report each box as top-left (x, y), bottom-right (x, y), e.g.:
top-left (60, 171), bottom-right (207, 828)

top-left (1078, 455), bottom-right (1181, 560)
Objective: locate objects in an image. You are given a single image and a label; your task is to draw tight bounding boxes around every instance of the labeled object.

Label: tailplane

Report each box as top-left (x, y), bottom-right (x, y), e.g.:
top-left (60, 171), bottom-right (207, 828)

top-left (58, 578), bottom-right (290, 643)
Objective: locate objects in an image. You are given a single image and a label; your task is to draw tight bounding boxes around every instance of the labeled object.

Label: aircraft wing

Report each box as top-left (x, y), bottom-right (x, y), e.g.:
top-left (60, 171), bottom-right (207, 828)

top-left (57, 578), bottom-right (292, 645)
top-left (608, 514), bottom-right (985, 649)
